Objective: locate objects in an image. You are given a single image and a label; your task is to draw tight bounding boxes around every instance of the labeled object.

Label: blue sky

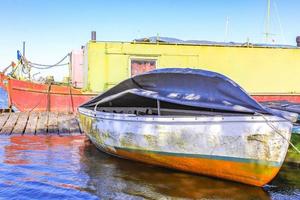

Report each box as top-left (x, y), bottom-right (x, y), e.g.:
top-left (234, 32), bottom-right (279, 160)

top-left (0, 0), bottom-right (299, 80)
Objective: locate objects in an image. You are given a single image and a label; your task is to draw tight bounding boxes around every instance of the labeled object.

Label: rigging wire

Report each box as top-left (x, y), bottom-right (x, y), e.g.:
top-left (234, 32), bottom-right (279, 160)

top-left (273, 0), bottom-right (286, 44)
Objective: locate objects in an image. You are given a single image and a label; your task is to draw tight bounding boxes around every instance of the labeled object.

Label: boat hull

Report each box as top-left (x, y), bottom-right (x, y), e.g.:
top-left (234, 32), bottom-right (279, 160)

top-left (78, 108), bottom-right (292, 186)
top-left (252, 95), bottom-right (300, 103)
top-left (0, 73), bottom-right (96, 112)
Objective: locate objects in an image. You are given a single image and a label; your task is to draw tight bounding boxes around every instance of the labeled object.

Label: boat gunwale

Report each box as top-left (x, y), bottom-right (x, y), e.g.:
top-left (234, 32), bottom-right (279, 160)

top-left (78, 107), bottom-right (288, 123)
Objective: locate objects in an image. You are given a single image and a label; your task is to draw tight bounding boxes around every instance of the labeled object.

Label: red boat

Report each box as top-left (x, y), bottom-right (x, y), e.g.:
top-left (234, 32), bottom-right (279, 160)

top-left (0, 72), bottom-right (95, 113)
top-left (252, 95), bottom-right (300, 104)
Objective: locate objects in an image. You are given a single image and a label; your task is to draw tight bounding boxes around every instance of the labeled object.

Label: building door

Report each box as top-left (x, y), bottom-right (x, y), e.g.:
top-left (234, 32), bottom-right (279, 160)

top-left (130, 59), bottom-right (156, 77)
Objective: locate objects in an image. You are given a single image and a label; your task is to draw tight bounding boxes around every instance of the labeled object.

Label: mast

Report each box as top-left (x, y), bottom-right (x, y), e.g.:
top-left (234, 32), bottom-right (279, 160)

top-left (22, 41), bottom-right (26, 58)
top-left (265, 0), bottom-right (271, 42)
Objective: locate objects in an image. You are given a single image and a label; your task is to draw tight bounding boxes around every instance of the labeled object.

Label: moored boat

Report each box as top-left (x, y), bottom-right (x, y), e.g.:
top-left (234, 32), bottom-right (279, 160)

top-left (0, 50), bottom-right (96, 113)
top-left (78, 68), bottom-right (293, 186)
top-left (0, 72), bottom-right (95, 112)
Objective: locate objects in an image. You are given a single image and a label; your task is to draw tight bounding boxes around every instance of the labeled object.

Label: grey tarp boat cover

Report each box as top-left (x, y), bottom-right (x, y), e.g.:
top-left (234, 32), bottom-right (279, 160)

top-left (81, 68), bottom-right (297, 121)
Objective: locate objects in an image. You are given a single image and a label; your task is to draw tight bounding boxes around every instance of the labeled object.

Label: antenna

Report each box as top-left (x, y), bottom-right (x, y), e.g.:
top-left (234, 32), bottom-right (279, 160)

top-left (274, 0), bottom-right (286, 44)
top-left (224, 16), bottom-right (230, 42)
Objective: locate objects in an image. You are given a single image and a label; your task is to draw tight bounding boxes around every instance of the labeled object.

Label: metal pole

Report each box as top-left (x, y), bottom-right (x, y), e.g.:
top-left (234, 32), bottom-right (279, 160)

top-left (69, 53), bottom-right (72, 84)
top-left (67, 53), bottom-right (74, 113)
top-left (91, 31), bottom-right (96, 41)
top-left (22, 41), bottom-right (31, 80)
top-left (22, 41), bottom-right (26, 57)
top-left (157, 99), bottom-right (161, 116)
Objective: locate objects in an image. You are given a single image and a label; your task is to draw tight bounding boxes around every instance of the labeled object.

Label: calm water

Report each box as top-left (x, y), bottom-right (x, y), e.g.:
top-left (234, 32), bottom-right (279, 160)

top-left (0, 135), bottom-right (299, 200)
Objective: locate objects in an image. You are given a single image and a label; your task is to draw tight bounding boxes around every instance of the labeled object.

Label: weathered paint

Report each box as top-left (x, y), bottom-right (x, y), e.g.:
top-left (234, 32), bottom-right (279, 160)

top-left (109, 147), bottom-right (280, 187)
top-left (78, 107), bottom-right (292, 186)
top-left (83, 41), bottom-right (300, 103)
top-left (0, 74), bottom-right (95, 112)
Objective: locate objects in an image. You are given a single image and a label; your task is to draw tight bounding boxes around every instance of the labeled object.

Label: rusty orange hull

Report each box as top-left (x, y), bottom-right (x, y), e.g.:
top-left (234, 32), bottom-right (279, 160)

top-left (104, 147), bottom-right (281, 187)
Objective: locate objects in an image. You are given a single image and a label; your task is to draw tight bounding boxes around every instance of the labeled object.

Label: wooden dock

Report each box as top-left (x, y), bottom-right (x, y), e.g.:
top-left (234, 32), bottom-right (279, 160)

top-left (0, 112), bottom-right (82, 135)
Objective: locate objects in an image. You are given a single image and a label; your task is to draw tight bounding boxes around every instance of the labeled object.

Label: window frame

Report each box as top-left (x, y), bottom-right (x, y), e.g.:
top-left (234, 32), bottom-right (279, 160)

top-left (128, 56), bottom-right (158, 77)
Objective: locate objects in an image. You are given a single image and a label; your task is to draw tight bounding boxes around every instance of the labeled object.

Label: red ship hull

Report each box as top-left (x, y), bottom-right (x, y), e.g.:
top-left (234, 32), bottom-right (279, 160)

top-left (0, 73), bottom-right (95, 113)
top-left (252, 95), bottom-right (300, 103)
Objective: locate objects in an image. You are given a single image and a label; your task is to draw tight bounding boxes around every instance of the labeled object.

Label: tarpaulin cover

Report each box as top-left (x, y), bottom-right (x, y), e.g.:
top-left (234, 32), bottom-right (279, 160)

top-left (81, 68), bottom-right (274, 114)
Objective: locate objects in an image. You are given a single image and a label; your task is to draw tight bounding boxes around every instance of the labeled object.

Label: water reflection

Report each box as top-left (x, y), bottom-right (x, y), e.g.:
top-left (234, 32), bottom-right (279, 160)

top-left (0, 135), bottom-right (298, 200)
top-left (0, 135), bottom-right (97, 200)
top-left (267, 165), bottom-right (300, 199)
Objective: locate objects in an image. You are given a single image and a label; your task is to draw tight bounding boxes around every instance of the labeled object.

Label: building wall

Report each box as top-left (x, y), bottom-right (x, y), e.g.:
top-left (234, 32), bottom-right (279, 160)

top-left (85, 41), bottom-right (300, 94)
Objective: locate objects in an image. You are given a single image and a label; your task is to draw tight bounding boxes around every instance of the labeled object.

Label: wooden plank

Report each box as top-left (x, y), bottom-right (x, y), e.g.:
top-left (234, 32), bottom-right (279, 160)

top-left (12, 112), bottom-right (29, 134)
top-left (58, 113), bottom-right (70, 135)
top-left (0, 112), bottom-right (83, 136)
top-left (36, 112), bottom-right (49, 135)
top-left (24, 112), bottom-right (39, 135)
top-left (48, 112), bottom-right (58, 135)
top-left (69, 115), bottom-right (81, 135)
top-left (0, 113), bottom-right (10, 131)
top-left (0, 113), bottom-right (19, 134)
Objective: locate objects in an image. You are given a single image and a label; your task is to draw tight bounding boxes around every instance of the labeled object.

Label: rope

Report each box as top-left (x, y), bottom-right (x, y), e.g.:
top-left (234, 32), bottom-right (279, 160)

top-left (26, 53), bottom-right (70, 69)
top-left (46, 82), bottom-right (52, 112)
top-left (28, 97), bottom-right (44, 112)
top-left (21, 65), bottom-right (30, 74)
top-left (7, 62), bottom-right (21, 77)
top-left (28, 63), bottom-right (69, 69)
top-left (2, 64), bottom-right (12, 73)
top-left (29, 63), bottom-right (69, 67)
top-left (69, 84), bottom-right (74, 113)
top-left (256, 112), bottom-right (300, 154)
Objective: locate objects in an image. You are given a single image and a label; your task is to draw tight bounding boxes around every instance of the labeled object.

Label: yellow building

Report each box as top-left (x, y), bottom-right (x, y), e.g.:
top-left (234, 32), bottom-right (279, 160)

top-left (82, 38), bottom-right (300, 100)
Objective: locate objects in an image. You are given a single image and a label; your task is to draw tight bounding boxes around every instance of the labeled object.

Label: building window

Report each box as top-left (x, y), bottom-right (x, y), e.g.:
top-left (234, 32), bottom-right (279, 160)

top-left (130, 59), bottom-right (156, 76)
